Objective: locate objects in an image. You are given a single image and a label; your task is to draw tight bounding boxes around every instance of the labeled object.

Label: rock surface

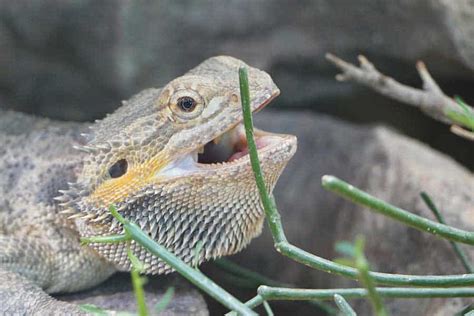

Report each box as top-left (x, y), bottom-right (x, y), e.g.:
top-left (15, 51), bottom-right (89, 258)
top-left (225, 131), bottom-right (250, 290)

top-left (1, 0), bottom-right (474, 121)
top-left (218, 110), bottom-right (473, 316)
top-left (59, 273), bottom-right (208, 316)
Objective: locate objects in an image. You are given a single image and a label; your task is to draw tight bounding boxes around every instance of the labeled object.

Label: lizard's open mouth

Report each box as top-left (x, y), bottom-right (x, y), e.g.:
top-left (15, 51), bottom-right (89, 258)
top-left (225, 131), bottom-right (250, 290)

top-left (158, 121), bottom-right (293, 177)
top-left (196, 124), bottom-right (281, 164)
top-left (194, 91), bottom-right (292, 167)
top-left (158, 91), bottom-right (296, 177)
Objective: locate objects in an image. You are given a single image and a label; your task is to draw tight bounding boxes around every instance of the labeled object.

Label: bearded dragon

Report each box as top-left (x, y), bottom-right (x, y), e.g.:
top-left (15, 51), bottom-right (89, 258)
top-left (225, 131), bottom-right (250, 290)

top-left (0, 56), bottom-right (297, 314)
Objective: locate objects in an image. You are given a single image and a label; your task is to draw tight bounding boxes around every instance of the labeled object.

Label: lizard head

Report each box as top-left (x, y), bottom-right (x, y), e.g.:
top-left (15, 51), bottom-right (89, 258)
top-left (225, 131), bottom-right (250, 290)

top-left (61, 56), bottom-right (297, 273)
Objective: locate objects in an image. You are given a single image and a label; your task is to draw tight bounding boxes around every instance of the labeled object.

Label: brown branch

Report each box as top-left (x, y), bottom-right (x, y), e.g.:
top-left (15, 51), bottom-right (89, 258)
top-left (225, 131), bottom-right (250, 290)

top-left (325, 53), bottom-right (464, 125)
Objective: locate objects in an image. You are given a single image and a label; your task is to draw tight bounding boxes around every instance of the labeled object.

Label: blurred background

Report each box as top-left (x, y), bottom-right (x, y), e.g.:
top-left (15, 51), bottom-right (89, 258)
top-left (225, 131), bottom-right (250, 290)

top-left (1, 0), bottom-right (473, 167)
top-left (1, 1), bottom-right (473, 315)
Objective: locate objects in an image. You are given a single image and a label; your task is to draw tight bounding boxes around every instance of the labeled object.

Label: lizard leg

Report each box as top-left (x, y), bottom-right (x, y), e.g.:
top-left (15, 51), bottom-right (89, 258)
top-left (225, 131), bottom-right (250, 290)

top-left (0, 267), bottom-right (86, 315)
top-left (0, 235), bottom-right (56, 289)
top-left (0, 235), bottom-right (87, 314)
top-left (0, 234), bottom-right (113, 314)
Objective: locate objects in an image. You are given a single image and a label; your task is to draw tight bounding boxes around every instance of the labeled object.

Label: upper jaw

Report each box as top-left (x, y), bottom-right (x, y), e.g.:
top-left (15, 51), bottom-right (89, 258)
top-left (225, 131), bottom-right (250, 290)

top-left (252, 86), bottom-right (280, 113)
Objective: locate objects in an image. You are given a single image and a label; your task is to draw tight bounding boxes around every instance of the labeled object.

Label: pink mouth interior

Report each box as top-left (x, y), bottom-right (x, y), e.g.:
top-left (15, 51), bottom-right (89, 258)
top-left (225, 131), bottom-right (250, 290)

top-left (197, 94), bottom-right (279, 165)
top-left (197, 128), bottom-right (275, 165)
top-left (228, 137), bottom-right (269, 162)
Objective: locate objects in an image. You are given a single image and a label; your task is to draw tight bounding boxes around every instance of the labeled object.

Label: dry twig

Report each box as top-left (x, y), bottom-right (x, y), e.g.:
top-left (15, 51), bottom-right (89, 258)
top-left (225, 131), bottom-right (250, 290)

top-left (325, 53), bottom-right (466, 125)
top-left (450, 125), bottom-right (474, 141)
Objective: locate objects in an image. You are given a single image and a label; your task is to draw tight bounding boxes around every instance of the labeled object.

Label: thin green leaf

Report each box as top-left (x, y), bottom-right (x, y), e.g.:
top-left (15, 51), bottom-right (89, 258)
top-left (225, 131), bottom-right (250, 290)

top-left (193, 241), bottom-right (204, 269)
top-left (79, 304), bottom-right (108, 315)
top-left (454, 96), bottom-right (474, 116)
top-left (354, 236), bottom-right (387, 316)
top-left (128, 248), bottom-right (148, 316)
top-left (335, 241), bottom-right (356, 257)
top-left (444, 96), bottom-right (474, 130)
top-left (155, 286), bottom-right (175, 314)
top-left (128, 248), bottom-right (145, 273)
top-left (262, 301), bottom-right (274, 316)
top-left (420, 192), bottom-right (473, 273)
top-left (455, 303), bottom-right (474, 316)
top-left (334, 294), bottom-right (357, 316)
top-left (214, 259), bottom-right (284, 287)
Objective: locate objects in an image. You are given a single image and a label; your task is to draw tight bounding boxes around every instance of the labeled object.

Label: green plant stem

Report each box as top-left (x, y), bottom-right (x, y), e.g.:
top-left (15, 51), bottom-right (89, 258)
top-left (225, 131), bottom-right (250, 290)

top-left (257, 286), bottom-right (474, 300)
top-left (81, 234), bottom-right (131, 244)
top-left (108, 206), bottom-right (257, 316)
top-left (239, 67), bottom-right (287, 244)
top-left (215, 259), bottom-right (285, 287)
top-left (79, 304), bottom-right (108, 315)
top-left (420, 192), bottom-right (474, 273)
top-left (262, 301), bottom-right (274, 316)
top-left (239, 66), bottom-right (474, 288)
top-left (220, 272), bottom-right (266, 288)
top-left (245, 295), bottom-right (265, 309)
top-left (216, 258), bottom-right (337, 314)
top-left (354, 237), bottom-right (387, 316)
top-left (127, 248), bottom-right (148, 316)
top-left (193, 241), bottom-right (204, 269)
top-left (225, 295), bottom-right (266, 316)
top-left (334, 294), bottom-right (357, 316)
top-left (282, 242), bottom-right (474, 286)
top-left (155, 287), bottom-right (175, 313)
top-left (130, 268), bottom-right (148, 316)
top-left (321, 176), bottom-right (474, 246)
top-left (244, 286), bottom-right (474, 311)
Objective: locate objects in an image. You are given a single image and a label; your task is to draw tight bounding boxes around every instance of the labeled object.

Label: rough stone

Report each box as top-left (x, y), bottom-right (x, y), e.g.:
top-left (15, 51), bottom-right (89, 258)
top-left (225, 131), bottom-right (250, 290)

top-left (1, 0), bottom-right (474, 121)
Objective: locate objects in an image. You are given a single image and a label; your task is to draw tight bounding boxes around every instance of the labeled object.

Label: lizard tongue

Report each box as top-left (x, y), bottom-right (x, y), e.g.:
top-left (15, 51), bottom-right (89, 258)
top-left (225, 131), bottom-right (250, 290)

top-left (228, 147), bottom-right (249, 162)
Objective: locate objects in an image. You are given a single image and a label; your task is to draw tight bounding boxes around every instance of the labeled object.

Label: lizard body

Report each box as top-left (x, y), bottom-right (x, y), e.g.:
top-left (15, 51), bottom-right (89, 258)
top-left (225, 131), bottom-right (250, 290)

top-left (0, 56), bottom-right (296, 314)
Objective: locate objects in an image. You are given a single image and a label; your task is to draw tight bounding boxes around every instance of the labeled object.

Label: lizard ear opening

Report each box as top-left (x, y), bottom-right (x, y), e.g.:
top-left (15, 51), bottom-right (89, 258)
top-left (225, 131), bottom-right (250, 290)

top-left (108, 159), bottom-right (128, 178)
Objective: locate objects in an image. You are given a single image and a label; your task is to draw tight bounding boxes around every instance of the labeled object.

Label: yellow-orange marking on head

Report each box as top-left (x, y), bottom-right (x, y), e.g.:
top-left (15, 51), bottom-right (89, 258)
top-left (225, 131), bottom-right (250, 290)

top-left (90, 154), bottom-right (169, 206)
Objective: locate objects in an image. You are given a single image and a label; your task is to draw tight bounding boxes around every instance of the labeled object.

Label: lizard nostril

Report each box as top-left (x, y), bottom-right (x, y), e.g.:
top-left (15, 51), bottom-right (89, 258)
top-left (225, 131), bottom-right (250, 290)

top-left (108, 159), bottom-right (128, 178)
top-left (230, 94), bottom-right (239, 103)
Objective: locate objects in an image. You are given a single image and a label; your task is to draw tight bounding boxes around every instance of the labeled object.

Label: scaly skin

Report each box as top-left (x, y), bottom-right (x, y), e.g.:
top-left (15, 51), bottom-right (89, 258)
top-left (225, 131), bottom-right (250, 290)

top-left (0, 56), bottom-right (297, 314)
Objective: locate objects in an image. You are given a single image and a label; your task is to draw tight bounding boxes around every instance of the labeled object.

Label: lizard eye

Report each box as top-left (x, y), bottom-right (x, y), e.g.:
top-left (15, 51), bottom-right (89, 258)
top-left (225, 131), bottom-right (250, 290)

top-left (169, 89), bottom-right (205, 121)
top-left (108, 159), bottom-right (128, 178)
top-left (177, 96), bottom-right (197, 112)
